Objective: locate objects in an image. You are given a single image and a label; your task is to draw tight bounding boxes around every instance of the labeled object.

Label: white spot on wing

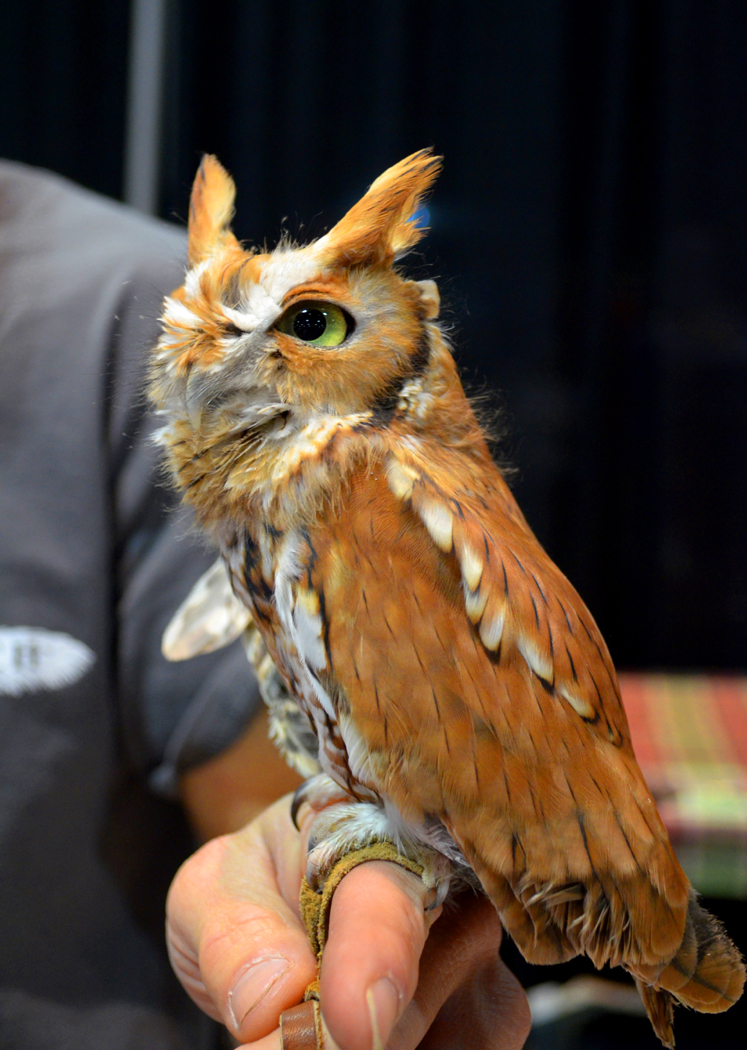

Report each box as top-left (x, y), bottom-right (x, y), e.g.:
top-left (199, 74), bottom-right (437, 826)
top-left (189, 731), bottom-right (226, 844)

top-left (458, 543), bottom-right (483, 592)
top-left (464, 585), bottom-right (489, 624)
top-left (516, 633), bottom-right (553, 683)
top-left (386, 459), bottom-right (419, 500)
top-left (559, 684), bottom-right (596, 720)
top-left (479, 608), bottom-right (505, 651)
top-left (419, 500), bottom-right (453, 552)
top-left (0, 627), bottom-right (95, 696)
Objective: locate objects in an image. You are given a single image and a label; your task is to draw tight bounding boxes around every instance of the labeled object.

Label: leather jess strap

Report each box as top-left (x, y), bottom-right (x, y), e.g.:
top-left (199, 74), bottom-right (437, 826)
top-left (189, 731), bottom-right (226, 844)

top-left (281, 840), bottom-right (430, 1048)
top-left (280, 1000), bottom-right (324, 1049)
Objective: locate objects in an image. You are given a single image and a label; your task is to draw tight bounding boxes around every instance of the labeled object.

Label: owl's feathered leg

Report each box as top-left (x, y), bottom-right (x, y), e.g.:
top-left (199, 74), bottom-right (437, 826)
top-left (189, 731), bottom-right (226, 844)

top-left (284, 776), bottom-right (451, 1049)
top-left (279, 822), bottom-right (441, 1050)
top-left (294, 774), bottom-right (452, 901)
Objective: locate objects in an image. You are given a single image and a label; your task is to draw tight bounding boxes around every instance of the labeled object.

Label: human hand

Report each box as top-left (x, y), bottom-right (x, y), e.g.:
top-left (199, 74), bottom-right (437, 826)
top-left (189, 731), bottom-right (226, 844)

top-left (166, 795), bottom-right (531, 1049)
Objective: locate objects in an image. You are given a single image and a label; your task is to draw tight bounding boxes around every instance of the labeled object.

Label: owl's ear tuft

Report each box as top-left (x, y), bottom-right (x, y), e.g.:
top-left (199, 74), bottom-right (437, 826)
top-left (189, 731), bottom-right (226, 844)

top-left (188, 155), bottom-right (240, 266)
top-left (318, 149), bottom-right (442, 268)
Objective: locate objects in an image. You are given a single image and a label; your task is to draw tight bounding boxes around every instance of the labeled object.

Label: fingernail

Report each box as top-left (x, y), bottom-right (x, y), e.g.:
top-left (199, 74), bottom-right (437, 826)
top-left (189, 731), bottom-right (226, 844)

top-left (365, 977), bottom-right (401, 1050)
top-left (227, 956), bottom-right (289, 1030)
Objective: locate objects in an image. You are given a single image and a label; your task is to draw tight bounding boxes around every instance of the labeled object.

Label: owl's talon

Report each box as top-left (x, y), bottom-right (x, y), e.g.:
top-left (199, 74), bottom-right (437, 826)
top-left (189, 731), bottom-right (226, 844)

top-left (290, 774), bottom-right (354, 834)
top-left (423, 885), bottom-right (439, 911)
top-left (425, 875), bottom-right (452, 911)
top-left (290, 782), bottom-right (308, 831)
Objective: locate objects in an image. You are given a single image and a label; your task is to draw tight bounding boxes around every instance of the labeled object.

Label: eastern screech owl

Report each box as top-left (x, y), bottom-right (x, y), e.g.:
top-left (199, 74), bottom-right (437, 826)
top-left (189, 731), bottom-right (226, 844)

top-left (151, 150), bottom-right (744, 1046)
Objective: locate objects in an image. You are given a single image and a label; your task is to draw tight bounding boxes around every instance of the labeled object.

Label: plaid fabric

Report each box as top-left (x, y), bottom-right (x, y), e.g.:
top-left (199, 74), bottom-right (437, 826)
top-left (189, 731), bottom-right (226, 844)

top-left (620, 673), bottom-right (747, 898)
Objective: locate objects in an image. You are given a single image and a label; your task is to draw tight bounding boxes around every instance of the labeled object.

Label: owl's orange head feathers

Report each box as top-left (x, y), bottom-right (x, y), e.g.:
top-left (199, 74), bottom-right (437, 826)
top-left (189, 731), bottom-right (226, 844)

top-left (149, 150), bottom-right (486, 527)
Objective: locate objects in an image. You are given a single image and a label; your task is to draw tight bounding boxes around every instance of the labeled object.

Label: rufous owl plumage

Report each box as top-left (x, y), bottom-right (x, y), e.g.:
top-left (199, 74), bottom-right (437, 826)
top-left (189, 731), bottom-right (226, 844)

top-left (151, 151), bottom-right (744, 1046)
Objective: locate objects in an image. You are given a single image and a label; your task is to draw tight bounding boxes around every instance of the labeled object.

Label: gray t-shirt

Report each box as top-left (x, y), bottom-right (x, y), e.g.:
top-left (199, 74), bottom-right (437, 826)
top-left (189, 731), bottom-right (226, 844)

top-left (0, 161), bottom-right (261, 1048)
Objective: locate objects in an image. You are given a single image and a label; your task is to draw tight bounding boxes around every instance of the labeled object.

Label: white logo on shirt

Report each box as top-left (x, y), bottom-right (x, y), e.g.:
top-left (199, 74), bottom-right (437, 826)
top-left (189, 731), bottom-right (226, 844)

top-left (0, 627), bottom-right (95, 696)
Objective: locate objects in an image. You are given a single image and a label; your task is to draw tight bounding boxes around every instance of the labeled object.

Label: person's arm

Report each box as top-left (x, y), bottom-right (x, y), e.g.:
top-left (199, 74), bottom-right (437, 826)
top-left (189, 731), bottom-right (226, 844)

top-left (170, 785), bottom-right (531, 1050)
top-left (179, 706), bottom-right (303, 841)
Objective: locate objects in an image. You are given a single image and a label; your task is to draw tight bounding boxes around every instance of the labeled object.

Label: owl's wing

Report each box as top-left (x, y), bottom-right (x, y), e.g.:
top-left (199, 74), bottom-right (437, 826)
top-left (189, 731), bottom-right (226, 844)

top-left (162, 557), bottom-right (252, 660)
top-left (164, 557), bottom-right (321, 777)
top-left (303, 455), bottom-right (690, 975)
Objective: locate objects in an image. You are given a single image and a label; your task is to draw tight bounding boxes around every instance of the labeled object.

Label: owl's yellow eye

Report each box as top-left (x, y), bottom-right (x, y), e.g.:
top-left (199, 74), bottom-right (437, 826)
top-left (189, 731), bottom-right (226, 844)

top-left (275, 301), bottom-right (350, 347)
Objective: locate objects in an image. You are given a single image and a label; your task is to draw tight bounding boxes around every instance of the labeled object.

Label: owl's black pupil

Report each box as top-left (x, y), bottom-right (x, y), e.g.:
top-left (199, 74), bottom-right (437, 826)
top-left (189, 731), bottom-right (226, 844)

top-left (292, 308), bottom-right (327, 341)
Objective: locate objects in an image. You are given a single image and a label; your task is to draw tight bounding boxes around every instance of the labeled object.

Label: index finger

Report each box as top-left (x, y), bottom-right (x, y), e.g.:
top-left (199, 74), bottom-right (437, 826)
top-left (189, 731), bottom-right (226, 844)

top-left (167, 798), bottom-right (317, 1042)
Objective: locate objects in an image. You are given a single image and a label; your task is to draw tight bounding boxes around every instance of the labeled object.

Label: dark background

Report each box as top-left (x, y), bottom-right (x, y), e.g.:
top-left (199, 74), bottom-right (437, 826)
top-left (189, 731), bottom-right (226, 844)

top-left (3, 0), bottom-right (746, 674)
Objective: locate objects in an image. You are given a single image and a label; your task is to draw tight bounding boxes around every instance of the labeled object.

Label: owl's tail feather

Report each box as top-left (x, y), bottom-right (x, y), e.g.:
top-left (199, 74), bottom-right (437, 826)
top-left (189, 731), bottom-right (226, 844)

top-left (476, 863), bottom-right (744, 1047)
top-left (634, 982), bottom-right (675, 1049)
top-left (635, 894), bottom-right (745, 1007)
top-left (630, 895), bottom-right (745, 1047)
